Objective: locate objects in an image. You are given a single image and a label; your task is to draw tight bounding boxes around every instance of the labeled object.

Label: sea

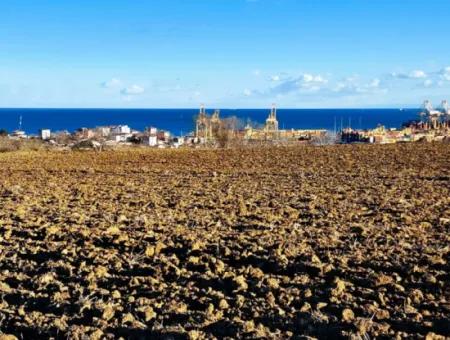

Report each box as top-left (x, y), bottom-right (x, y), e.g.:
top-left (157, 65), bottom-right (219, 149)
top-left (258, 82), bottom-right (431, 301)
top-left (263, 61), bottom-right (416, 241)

top-left (0, 108), bottom-right (421, 136)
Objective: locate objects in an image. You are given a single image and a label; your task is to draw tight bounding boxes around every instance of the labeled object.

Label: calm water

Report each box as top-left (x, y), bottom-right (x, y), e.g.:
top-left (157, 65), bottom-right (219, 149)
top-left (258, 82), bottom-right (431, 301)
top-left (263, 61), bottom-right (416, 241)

top-left (0, 108), bottom-right (421, 136)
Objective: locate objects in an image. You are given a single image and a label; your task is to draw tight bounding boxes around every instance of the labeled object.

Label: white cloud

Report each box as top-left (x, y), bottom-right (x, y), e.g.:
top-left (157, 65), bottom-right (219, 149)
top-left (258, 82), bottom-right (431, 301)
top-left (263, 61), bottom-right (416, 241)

top-left (243, 70), bottom-right (394, 101)
top-left (333, 78), bottom-right (385, 95)
top-left (333, 83), bottom-right (361, 94)
top-left (298, 74), bottom-right (328, 92)
top-left (391, 70), bottom-right (427, 79)
top-left (409, 70), bottom-right (427, 79)
top-left (300, 74), bottom-right (326, 86)
top-left (270, 75), bottom-right (281, 82)
top-left (256, 73), bottom-right (330, 97)
top-left (101, 78), bottom-right (121, 88)
top-left (439, 66), bottom-right (450, 81)
top-left (121, 84), bottom-right (145, 95)
top-left (302, 74), bottom-right (328, 84)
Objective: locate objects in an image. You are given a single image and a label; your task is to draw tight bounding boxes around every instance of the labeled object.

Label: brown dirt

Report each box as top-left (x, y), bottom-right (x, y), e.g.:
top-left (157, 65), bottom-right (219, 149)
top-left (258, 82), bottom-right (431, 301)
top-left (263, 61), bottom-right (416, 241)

top-left (0, 143), bottom-right (449, 339)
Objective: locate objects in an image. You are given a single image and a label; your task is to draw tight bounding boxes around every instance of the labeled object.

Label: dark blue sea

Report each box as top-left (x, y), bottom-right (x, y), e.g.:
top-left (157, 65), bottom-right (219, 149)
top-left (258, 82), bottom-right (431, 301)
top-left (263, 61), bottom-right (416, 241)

top-left (0, 108), bottom-right (421, 136)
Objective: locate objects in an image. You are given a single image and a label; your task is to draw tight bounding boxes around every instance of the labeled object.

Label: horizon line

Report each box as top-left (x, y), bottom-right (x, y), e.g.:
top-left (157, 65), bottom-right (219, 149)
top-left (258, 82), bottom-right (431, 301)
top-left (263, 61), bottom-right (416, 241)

top-left (0, 106), bottom-right (421, 110)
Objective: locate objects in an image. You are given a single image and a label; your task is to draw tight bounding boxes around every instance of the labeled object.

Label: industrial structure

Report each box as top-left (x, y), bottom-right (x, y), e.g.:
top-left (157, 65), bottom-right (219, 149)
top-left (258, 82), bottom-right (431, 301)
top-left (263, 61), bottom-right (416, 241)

top-left (195, 105), bottom-right (222, 142)
top-left (340, 100), bottom-right (450, 144)
top-left (419, 100), bottom-right (450, 130)
top-left (244, 104), bottom-right (327, 142)
top-left (264, 104), bottom-right (279, 134)
top-left (194, 104), bottom-right (327, 144)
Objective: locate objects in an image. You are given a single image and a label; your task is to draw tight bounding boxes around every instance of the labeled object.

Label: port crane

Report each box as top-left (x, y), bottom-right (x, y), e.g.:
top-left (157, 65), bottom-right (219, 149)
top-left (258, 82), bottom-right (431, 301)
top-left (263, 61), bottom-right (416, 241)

top-left (420, 100), bottom-right (444, 129)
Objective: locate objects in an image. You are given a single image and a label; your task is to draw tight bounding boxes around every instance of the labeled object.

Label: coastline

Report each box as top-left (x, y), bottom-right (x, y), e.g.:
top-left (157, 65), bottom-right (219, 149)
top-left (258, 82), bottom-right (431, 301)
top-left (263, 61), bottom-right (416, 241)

top-left (0, 108), bottom-right (420, 135)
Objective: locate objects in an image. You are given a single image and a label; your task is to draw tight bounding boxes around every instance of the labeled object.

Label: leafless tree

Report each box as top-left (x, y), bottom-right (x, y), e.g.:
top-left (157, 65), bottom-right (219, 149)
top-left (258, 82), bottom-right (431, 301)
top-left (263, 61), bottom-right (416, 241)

top-left (212, 116), bottom-right (244, 148)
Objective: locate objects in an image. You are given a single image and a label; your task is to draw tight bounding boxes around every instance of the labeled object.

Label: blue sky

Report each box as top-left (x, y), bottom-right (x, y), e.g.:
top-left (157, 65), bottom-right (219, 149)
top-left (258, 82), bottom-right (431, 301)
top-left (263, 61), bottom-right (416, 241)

top-left (1, 0), bottom-right (450, 108)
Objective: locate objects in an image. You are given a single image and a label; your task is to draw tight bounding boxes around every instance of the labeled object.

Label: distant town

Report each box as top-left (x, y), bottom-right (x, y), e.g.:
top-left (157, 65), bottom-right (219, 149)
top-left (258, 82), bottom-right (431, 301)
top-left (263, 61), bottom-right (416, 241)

top-left (1, 100), bottom-right (450, 151)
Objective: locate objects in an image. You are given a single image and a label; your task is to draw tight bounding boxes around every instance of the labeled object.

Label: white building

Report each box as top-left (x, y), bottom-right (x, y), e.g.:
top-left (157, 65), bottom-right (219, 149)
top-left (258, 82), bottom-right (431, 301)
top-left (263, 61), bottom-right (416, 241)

top-left (142, 127), bottom-right (158, 146)
top-left (147, 127), bottom-right (157, 135)
top-left (112, 134), bottom-right (130, 142)
top-left (110, 125), bottom-right (132, 142)
top-left (111, 125), bottom-right (131, 135)
top-left (10, 130), bottom-right (27, 139)
top-left (142, 135), bottom-right (158, 146)
top-left (40, 129), bottom-right (51, 140)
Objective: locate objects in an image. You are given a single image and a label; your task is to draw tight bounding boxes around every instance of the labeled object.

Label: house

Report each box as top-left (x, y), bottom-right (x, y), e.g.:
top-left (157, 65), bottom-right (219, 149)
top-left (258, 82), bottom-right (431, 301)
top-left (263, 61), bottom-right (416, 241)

top-left (110, 125), bottom-right (132, 142)
top-left (142, 135), bottom-right (158, 146)
top-left (147, 127), bottom-right (157, 135)
top-left (9, 130), bottom-right (27, 139)
top-left (111, 125), bottom-right (131, 135)
top-left (40, 129), bottom-right (51, 140)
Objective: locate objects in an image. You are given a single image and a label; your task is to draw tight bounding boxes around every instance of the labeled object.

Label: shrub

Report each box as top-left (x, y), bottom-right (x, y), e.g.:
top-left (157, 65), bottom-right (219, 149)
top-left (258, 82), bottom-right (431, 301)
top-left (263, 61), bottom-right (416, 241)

top-left (0, 137), bottom-right (45, 153)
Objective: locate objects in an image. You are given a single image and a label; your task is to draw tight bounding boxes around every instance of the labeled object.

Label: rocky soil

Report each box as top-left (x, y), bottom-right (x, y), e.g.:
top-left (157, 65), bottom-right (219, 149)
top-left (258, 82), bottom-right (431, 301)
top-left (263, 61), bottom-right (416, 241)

top-left (0, 143), bottom-right (449, 339)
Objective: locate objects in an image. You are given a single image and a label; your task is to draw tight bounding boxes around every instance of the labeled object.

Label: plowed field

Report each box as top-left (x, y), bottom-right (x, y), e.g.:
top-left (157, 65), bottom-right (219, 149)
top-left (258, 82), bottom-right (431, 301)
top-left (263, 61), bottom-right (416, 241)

top-left (0, 143), bottom-right (449, 339)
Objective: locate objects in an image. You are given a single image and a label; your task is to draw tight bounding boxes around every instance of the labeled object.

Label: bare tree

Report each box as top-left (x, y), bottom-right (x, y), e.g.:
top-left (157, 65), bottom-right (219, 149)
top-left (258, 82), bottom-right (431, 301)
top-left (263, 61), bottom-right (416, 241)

top-left (212, 116), bottom-right (241, 148)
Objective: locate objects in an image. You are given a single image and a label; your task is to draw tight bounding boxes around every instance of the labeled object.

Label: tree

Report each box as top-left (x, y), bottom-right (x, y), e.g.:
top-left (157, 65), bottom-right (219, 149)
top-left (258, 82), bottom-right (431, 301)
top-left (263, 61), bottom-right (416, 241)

top-left (212, 116), bottom-right (242, 148)
top-left (0, 129), bottom-right (8, 137)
